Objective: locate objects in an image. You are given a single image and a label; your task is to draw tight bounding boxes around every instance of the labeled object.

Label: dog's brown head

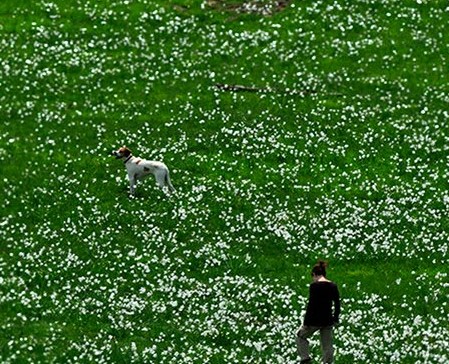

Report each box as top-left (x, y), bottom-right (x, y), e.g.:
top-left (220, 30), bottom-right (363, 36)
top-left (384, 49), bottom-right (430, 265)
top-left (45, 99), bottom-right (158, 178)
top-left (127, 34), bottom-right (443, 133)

top-left (112, 146), bottom-right (132, 159)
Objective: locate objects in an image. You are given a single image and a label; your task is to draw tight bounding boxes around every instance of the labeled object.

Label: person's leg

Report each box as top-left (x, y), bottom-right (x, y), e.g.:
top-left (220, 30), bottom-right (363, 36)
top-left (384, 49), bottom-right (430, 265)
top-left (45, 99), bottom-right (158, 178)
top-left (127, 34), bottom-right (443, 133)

top-left (319, 326), bottom-right (334, 363)
top-left (296, 325), bottom-right (319, 362)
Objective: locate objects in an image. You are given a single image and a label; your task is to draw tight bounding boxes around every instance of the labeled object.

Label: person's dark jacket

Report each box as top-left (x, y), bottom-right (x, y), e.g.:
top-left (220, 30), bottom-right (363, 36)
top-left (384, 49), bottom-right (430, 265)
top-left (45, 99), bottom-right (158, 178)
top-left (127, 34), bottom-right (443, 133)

top-left (304, 281), bottom-right (340, 327)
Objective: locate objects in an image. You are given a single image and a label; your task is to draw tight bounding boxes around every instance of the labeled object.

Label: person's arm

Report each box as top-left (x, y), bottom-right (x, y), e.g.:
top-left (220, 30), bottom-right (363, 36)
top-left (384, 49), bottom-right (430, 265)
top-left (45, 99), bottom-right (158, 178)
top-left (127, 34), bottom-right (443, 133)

top-left (303, 284), bottom-right (313, 325)
top-left (333, 284), bottom-right (341, 324)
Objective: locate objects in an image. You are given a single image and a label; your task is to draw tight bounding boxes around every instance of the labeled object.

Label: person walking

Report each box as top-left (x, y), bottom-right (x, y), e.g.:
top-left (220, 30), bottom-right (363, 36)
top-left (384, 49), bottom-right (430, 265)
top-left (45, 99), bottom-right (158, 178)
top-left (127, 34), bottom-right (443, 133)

top-left (296, 260), bottom-right (341, 364)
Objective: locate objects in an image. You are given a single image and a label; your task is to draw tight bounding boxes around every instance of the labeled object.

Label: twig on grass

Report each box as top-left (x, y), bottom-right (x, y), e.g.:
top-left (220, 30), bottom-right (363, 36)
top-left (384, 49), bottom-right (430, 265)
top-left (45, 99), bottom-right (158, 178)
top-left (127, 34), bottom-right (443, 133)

top-left (214, 83), bottom-right (343, 97)
top-left (206, 0), bottom-right (293, 17)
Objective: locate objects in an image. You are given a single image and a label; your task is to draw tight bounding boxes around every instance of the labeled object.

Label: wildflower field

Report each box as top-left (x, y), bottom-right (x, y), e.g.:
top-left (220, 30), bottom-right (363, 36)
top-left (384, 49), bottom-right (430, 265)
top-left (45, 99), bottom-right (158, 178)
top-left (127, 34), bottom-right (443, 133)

top-left (1, 0), bottom-right (449, 362)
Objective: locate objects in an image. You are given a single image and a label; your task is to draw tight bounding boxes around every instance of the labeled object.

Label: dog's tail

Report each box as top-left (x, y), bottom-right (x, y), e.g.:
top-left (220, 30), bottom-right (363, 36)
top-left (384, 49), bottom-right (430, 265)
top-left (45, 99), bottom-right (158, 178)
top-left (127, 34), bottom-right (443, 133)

top-left (165, 169), bottom-right (176, 194)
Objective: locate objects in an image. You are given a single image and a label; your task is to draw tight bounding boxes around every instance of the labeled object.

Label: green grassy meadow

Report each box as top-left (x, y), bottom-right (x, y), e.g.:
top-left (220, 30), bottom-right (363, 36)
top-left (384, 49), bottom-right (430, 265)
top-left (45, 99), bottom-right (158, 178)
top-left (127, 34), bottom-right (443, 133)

top-left (1, 0), bottom-right (448, 362)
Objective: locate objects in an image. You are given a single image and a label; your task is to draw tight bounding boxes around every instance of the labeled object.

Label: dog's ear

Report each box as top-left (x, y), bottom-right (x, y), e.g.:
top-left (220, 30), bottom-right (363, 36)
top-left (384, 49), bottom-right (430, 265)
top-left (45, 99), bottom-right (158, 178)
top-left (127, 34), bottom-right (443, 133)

top-left (122, 147), bottom-right (131, 156)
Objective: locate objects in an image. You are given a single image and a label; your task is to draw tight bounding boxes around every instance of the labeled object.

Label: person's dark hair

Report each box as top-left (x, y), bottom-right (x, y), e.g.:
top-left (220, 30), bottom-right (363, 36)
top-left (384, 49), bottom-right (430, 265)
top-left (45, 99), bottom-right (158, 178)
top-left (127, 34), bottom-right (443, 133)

top-left (311, 260), bottom-right (328, 277)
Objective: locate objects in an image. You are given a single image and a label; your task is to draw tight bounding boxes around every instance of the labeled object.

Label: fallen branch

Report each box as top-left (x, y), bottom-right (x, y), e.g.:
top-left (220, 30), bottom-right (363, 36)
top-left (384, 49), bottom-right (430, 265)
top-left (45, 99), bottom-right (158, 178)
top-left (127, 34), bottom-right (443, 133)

top-left (215, 83), bottom-right (274, 92)
top-left (206, 0), bottom-right (293, 16)
top-left (214, 83), bottom-right (342, 96)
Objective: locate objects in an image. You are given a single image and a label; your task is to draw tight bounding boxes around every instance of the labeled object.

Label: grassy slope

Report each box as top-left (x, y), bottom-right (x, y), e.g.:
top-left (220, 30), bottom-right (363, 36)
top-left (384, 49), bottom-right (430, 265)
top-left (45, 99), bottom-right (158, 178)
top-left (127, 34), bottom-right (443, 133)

top-left (1, 0), bottom-right (448, 363)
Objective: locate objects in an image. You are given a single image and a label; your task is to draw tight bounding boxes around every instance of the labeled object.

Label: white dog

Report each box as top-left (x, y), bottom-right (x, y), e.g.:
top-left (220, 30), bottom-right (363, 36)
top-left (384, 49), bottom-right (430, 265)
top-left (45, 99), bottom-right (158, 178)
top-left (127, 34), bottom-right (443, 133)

top-left (112, 146), bottom-right (175, 195)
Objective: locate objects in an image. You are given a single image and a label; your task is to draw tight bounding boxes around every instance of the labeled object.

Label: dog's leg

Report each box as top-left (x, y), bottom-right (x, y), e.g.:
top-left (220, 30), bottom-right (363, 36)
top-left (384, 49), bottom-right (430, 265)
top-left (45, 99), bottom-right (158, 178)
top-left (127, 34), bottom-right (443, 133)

top-left (155, 172), bottom-right (166, 189)
top-left (165, 170), bottom-right (176, 194)
top-left (129, 175), bottom-right (137, 195)
top-left (155, 171), bottom-right (173, 195)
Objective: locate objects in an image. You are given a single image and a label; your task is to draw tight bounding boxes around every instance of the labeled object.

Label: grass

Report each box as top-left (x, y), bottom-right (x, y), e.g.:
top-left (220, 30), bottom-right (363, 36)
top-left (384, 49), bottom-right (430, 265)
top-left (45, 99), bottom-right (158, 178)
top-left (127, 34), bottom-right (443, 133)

top-left (1, 0), bottom-right (449, 363)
